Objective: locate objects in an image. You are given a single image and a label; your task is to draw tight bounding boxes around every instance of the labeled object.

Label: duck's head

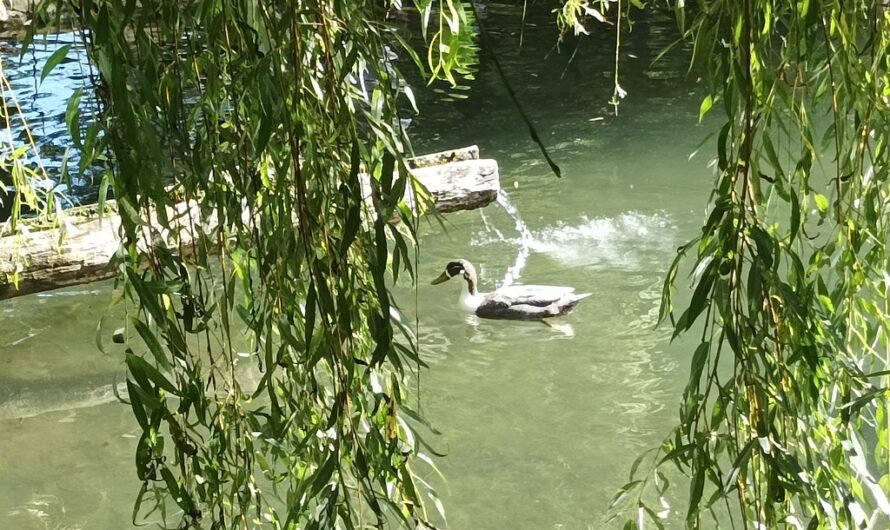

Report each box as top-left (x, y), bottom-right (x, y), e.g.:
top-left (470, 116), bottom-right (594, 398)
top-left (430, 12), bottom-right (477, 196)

top-left (431, 259), bottom-right (478, 287)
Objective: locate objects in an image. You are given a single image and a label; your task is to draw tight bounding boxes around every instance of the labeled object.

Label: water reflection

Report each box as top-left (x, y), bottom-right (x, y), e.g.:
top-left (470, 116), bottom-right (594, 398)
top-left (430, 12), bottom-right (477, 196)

top-left (7, 493), bottom-right (82, 530)
top-left (1, 32), bottom-right (98, 203)
top-left (1, 402), bottom-right (138, 530)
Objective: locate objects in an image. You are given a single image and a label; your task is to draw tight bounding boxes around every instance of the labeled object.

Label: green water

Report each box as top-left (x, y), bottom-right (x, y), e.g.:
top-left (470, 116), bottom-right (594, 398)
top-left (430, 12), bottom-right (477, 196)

top-left (1, 6), bottom-right (715, 529)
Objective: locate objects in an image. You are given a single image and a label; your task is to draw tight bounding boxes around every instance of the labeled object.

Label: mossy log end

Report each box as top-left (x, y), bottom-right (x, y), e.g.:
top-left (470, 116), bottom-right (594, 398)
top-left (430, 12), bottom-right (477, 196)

top-left (0, 147), bottom-right (499, 300)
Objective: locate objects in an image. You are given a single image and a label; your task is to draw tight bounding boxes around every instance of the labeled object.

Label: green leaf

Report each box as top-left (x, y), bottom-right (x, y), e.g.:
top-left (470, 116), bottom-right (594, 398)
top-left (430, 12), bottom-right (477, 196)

top-left (340, 202), bottom-right (361, 257)
top-left (65, 88), bottom-right (83, 148)
top-left (761, 131), bottom-right (784, 179)
top-left (717, 122), bottom-right (731, 171)
top-left (688, 341), bottom-right (710, 390)
top-left (628, 448), bottom-right (654, 481)
top-left (131, 482), bottom-right (149, 526)
top-left (610, 480), bottom-right (643, 508)
top-left (160, 467), bottom-right (185, 509)
top-left (40, 45), bottom-right (72, 84)
top-left (684, 259), bottom-right (717, 331)
top-left (698, 94), bottom-right (713, 122)
top-left (304, 281), bottom-right (317, 359)
top-left (750, 227), bottom-right (774, 268)
top-left (127, 380), bottom-right (149, 431)
top-left (790, 188), bottom-right (801, 241)
top-left (658, 443), bottom-right (696, 467)
top-left (311, 456), bottom-right (338, 496)
top-left (132, 318), bottom-right (170, 369)
top-left (842, 387), bottom-right (886, 417)
top-left (134, 433), bottom-right (152, 482)
top-left (687, 463), bottom-right (705, 523)
top-left (639, 503), bottom-right (665, 530)
top-left (126, 351), bottom-right (179, 395)
top-left (814, 193), bottom-right (829, 213)
top-left (818, 294), bottom-right (835, 314)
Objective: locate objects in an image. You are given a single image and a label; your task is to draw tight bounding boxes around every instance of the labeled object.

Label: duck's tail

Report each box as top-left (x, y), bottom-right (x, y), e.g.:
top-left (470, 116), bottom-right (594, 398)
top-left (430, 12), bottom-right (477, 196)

top-left (558, 292), bottom-right (591, 315)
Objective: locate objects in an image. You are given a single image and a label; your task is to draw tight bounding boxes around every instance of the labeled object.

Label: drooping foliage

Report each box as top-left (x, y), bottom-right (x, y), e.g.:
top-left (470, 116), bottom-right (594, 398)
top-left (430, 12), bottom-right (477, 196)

top-left (23, 0), bottom-right (476, 528)
top-left (11, 0), bottom-right (889, 527)
top-left (0, 56), bottom-right (74, 238)
top-left (604, 1), bottom-right (890, 528)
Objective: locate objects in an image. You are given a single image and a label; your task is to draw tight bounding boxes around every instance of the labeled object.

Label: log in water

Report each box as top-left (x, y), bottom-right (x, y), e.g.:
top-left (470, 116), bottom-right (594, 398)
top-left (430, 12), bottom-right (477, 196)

top-left (0, 146), bottom-right (500, 300)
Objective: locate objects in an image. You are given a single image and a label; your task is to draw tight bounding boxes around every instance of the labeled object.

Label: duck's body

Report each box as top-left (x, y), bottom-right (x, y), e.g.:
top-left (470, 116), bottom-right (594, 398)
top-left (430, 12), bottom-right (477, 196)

top-left (432, 259), bottom-right (590, 320)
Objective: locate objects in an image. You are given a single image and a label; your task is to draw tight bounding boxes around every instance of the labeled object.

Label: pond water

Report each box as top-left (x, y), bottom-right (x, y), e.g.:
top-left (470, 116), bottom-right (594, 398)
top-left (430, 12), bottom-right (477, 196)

top-left (0, 32), bottom-right (99, 214)
top-left (0, 5), bottom-right (716, 529)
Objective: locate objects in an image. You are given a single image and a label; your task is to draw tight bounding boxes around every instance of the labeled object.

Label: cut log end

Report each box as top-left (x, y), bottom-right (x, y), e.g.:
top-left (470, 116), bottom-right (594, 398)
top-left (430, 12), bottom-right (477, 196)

top-left (413, 158), bottom-right (499, 213)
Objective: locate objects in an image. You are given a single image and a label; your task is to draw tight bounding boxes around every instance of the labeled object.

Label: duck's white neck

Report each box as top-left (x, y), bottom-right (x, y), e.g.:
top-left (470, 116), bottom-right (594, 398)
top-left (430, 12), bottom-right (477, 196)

top-left (458, 276), bottom-right (484, 312)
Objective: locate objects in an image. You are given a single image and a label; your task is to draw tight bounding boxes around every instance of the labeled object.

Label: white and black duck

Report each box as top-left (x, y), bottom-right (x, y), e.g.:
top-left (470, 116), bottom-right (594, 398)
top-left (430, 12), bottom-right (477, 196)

top-left (430, 259), bottom-right (590, 320)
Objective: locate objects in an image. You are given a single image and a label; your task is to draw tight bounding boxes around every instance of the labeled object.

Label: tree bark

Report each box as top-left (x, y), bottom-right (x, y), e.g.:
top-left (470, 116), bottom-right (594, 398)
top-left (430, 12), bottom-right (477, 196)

top-left (0, 147), bottom-right (499, 300)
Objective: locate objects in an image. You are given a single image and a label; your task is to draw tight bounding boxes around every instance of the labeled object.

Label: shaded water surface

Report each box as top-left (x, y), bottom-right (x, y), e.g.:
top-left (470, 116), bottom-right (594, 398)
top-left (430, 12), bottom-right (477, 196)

top-left (1, 6), bottom-right (714, 529)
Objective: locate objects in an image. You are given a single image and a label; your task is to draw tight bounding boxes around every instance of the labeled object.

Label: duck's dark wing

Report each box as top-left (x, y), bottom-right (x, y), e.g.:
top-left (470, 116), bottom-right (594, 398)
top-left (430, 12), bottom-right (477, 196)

top-left (476, 300), bottom-right (560, 320)
top-left (486, 285), bottom-right (577, 307)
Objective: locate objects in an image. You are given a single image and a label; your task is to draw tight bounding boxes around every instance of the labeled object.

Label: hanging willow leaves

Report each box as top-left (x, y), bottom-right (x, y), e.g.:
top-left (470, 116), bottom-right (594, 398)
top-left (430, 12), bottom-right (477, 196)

top-left (601, 1), bottom-right (890, 528)
top-left (24, 0), bottom-right (477, 528)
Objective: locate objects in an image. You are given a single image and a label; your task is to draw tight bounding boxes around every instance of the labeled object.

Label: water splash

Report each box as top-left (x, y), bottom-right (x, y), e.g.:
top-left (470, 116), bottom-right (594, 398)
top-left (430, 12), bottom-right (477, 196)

top-left (473, 202), bottom-right (675, 278)
top-left (529, 212), bottom-right (674, 269)
top-left (478, 207), bottom-right (505, 241)
top-left (496, 190), bottom-right (534, 288)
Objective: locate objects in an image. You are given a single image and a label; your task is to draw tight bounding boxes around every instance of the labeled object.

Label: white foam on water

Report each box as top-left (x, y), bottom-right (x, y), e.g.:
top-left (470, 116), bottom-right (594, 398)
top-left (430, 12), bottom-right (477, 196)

top-left (528, 212), bottom-right (675, 270)
top-left (473, 196), bottom-right (676, 278)
top-left (6, 494), bottom-right (82, 530)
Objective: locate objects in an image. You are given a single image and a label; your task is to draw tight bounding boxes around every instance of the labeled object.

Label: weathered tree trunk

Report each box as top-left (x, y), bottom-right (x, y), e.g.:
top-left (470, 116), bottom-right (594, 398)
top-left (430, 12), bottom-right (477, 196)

top-left (0, 147), bottom-right (499, 300)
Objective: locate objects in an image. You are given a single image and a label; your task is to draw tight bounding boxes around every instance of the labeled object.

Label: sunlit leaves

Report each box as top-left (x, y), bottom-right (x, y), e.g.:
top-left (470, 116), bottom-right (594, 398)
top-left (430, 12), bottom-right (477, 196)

top-left (556, 0), bottom-right (624, 113)
top-left (556, 0), bottom-right (616, 37)
top-left (614, 1), bottom-right (890, 528)
top-left (698, 94), bottom-right (713, 122)
top-left (46, 0), bottom-right (464, 527)
top-left (814, 193), bottom-right (829, 214)
top-left (416, 0), bottom-right (479, 88)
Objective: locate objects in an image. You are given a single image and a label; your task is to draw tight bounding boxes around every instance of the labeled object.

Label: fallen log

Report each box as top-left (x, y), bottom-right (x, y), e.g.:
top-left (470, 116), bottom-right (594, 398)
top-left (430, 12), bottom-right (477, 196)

top-left (0, 147), bottom-right (499, 300)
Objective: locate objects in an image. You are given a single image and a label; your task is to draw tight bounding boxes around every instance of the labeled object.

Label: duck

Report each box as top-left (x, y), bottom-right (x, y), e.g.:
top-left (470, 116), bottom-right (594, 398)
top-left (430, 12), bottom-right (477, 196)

top-left (430, 259), bottom-right (590, 320)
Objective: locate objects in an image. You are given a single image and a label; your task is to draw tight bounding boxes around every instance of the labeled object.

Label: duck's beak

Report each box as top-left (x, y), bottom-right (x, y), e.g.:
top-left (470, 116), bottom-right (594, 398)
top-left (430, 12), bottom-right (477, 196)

top-left (430, 271), bottom-right (450, 285)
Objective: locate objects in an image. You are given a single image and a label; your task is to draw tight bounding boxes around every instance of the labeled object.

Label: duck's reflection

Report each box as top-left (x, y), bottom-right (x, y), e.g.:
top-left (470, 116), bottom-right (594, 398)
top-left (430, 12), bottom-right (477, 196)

top-left (464, 313), bottom-right (576, 338)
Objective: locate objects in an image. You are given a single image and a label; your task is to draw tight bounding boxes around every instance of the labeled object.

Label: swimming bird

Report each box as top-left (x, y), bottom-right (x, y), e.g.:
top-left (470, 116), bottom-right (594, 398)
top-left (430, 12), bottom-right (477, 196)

top-left (430, 259), bottom-right (590, 320)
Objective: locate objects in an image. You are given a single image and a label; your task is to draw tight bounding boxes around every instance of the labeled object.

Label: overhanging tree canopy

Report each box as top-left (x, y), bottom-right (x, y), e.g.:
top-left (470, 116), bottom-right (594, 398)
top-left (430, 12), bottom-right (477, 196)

top-left (597, 1), bottom-right (890, 528)
top-left (18, 0), bottom-right (479, 527)
top-left (7, 0), bottom-right (890, 528)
